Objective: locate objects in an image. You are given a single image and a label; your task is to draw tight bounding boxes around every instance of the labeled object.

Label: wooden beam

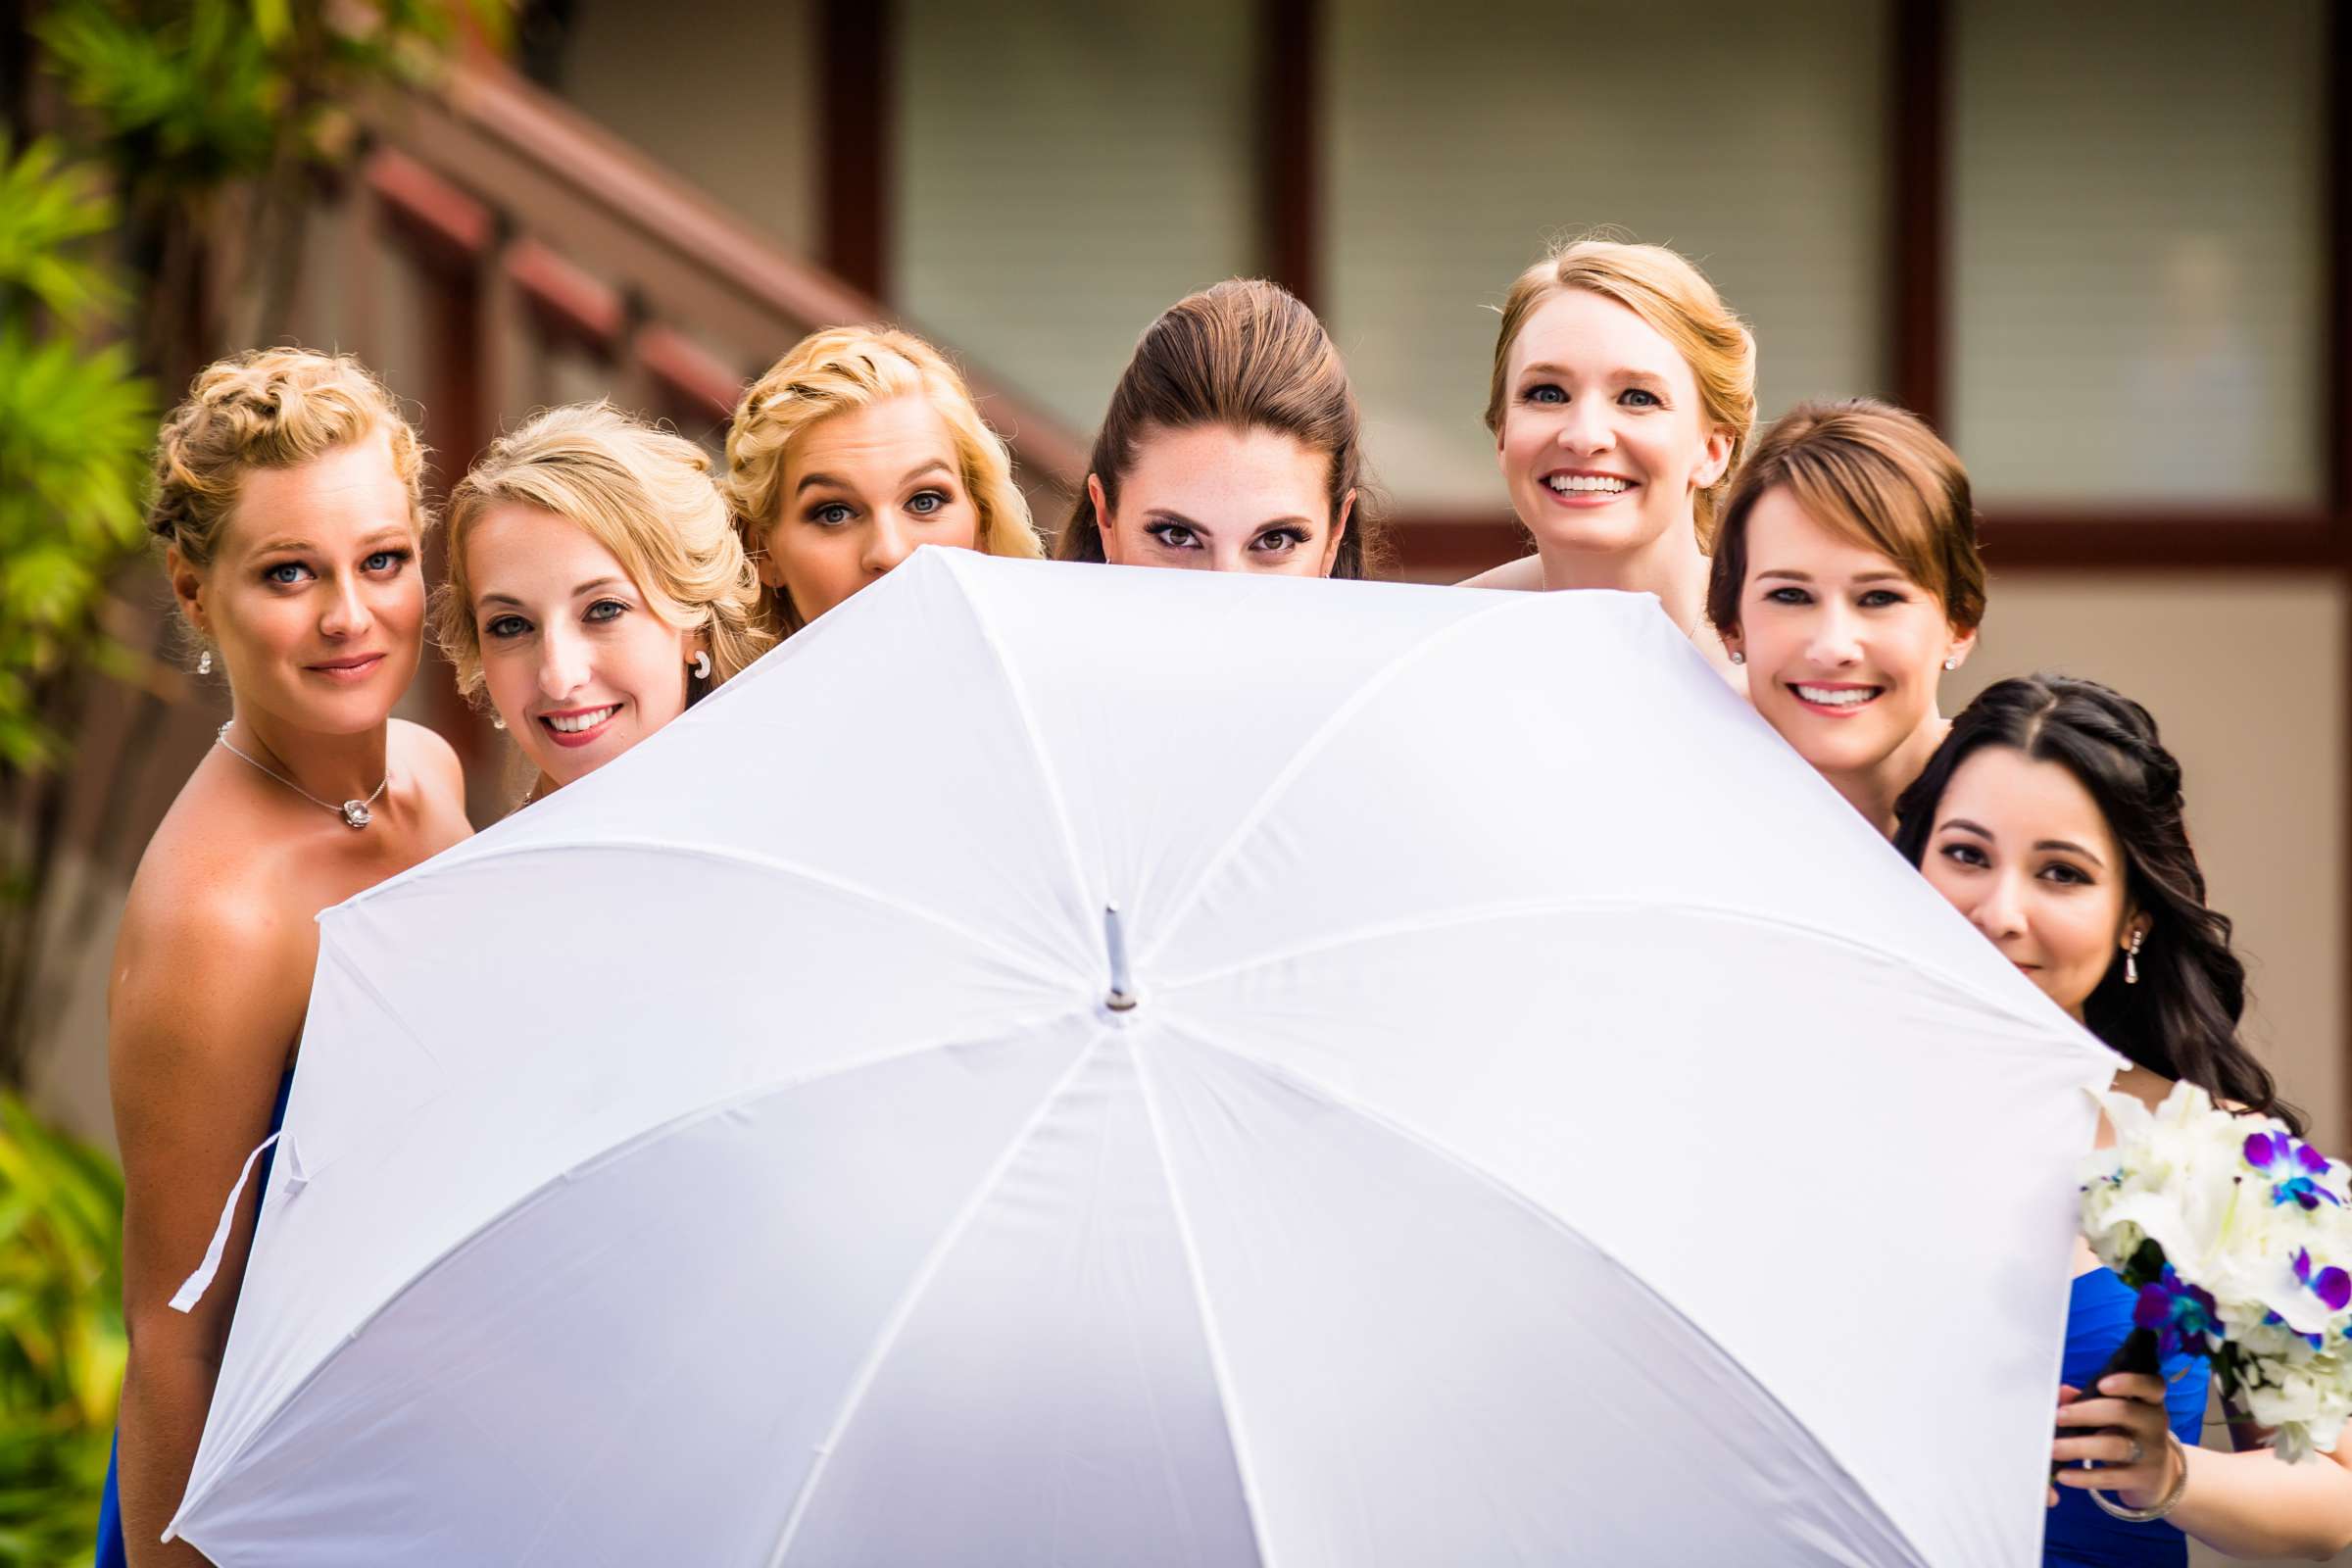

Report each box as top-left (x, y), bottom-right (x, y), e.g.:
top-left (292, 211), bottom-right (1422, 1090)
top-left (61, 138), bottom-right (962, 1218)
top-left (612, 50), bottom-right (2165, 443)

top-left (366, 147), bottom-right (493, 271)
top-left (819, 0), bottom-right (893, 301)
top-left (1889, 0), bottom-right (1946, 426)
top-left (1261, 0), bottom-right (1320, 309)
top-left (505, 236), bottom-right (625, 354)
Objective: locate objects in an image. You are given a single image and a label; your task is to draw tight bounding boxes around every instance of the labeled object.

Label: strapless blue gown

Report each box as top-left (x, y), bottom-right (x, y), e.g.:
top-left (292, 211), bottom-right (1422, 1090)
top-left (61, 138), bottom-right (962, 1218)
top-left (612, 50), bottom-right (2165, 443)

top-left (93, 1068), bottom-right (292, 1568)
top-left (2046, 1267), bottom-right (2212, 1566)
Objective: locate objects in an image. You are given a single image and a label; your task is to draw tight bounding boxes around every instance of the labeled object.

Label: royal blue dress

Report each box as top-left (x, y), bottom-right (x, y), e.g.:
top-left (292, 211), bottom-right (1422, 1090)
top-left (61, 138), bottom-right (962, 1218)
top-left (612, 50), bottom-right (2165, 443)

top-left (94, 1068), bottom-right (292, 1568)
top-left (2045, 1267), bottom-right (2212, 1566)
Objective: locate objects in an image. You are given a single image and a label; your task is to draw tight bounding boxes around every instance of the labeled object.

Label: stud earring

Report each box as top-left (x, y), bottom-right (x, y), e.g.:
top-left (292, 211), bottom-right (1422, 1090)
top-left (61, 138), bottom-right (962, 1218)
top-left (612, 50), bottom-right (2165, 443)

top-left (2126, 930), bottom-right (2144, 985)
top-left (690, 650), bottom-right (712, 680)
top-left (1942, 656), bottom-right (1960, 671)
top-left (1728, 651), bottom-right (1745, 666)
top-left (196, 646), bottom-right (213, 676)
top-left (490, 711), bottom-right (506, 732)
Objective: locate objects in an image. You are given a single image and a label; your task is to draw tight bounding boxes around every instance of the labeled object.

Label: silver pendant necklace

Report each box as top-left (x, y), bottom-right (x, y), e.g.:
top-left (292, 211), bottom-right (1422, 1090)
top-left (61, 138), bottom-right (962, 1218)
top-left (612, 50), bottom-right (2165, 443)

top-left (215, 720), bottom-right (389, 829)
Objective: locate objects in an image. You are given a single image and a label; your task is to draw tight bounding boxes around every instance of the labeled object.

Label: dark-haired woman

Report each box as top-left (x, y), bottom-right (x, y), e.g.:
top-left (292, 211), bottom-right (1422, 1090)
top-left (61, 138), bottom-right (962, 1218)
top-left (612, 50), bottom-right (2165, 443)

top-left (1892, 674), bottom-right (2352, 1563)
top-left (1056, 277), bottom-right (1376, 578)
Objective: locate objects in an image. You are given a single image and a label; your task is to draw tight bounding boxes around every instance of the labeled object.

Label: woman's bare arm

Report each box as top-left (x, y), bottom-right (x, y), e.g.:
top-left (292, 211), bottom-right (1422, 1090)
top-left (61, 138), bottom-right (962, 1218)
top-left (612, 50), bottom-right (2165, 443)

top-left (111, 890), bottom-right (307, 1567)
top-left (2058, 1374), bottom-right (2352, 1560)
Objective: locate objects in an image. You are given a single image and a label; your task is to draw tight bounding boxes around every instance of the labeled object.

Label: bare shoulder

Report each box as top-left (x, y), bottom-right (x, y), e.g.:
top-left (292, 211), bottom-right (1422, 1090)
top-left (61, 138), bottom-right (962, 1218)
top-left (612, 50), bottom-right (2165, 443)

top-left (113, 772), bottom-right (318, 1083)
top-left (1457, 555), bottom-right (1544, 591)
top-left (110, 864), bottom-right (311, 1169)
top-left (391, 717), bottom-right (466, 806)
top-left (114, 839), bottom-right (309, 1049)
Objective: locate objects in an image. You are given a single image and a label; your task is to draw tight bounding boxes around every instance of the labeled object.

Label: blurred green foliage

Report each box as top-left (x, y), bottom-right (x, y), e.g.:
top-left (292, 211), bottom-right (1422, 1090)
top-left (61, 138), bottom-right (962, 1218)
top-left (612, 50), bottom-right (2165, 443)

top-left (0, 9), bottom-right (501, 1551)
top-left (0, 1096), bottom-right (124, 1565)
top-left (0, 137), bottom-right (153, 775)
top-left (37, 0), bottom-right (507, 208)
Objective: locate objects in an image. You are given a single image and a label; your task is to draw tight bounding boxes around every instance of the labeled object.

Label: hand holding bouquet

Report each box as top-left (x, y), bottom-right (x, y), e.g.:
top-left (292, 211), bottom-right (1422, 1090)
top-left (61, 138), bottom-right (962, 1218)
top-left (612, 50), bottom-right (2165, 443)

top-left (2080, 1081), bottom-right (2352, 1462)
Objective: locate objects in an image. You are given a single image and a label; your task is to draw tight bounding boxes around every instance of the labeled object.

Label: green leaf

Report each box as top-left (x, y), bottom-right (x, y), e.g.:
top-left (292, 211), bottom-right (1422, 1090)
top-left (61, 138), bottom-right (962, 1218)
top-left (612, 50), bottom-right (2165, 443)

top-left (0, 1095), bottom-right (122, 1552)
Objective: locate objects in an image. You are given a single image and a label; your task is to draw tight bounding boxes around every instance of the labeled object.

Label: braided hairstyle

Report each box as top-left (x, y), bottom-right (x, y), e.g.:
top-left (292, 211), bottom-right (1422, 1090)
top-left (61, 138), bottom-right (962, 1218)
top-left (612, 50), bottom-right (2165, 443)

top-left (1891, 673), bottom-right (2299, 1133)
top-left (149, 348), bottom-right (427, 572)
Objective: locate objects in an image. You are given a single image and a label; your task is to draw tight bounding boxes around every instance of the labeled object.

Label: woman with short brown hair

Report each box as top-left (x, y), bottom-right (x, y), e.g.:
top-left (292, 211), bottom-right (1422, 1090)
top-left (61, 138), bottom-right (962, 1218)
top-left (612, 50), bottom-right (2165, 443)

top-left (1710, 397), bottom-right (1985, 832)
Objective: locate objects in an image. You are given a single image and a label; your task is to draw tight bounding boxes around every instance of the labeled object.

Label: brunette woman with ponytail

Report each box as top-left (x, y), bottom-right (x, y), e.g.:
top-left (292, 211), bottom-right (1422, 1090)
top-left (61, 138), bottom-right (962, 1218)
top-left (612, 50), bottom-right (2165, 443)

top-left (1892, 674), bottom-right (2352, 1564)
top-left (1057, 277), bottom-right (1378, 578)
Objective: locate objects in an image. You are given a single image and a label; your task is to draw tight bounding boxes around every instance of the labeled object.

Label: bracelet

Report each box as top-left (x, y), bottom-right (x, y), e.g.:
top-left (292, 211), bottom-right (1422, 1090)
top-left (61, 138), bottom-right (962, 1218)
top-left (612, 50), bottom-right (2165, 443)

top-left (2089, 1431), bottom-right (2189, 1522)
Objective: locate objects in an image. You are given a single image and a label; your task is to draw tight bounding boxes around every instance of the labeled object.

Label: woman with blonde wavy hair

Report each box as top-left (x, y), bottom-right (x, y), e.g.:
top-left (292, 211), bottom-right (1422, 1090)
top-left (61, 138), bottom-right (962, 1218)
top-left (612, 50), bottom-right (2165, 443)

top-left (1466, 237), bottom-right (1757, 681)
top-left (438, 401), bottom-right (770, 806)
top-left (102, 348), bottom-right (472, 1568)
top-left (723, 324), bottom-right (1044, 635)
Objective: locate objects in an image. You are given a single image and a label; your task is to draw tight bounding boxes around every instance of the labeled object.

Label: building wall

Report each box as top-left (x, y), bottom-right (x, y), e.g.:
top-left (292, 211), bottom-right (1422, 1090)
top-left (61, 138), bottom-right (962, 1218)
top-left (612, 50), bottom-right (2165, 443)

top-left (558, 0), bottom-right (821, 258)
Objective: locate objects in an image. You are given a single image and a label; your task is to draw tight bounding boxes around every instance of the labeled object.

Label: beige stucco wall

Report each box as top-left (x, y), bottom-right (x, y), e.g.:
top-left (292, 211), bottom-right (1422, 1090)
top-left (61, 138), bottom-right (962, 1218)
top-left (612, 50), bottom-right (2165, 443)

top-left (557, 0), bottom-right (820, 258)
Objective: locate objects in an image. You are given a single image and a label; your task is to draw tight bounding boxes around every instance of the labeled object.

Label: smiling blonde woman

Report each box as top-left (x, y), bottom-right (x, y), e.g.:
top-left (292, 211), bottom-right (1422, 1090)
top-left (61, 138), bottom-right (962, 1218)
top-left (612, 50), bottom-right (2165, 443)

top-left (723, 326), bottom-right (1043, 635)
top-left (1465, 238), bottom-right (1756, 679)
top-left (437, 402), bottom-right (770, 803)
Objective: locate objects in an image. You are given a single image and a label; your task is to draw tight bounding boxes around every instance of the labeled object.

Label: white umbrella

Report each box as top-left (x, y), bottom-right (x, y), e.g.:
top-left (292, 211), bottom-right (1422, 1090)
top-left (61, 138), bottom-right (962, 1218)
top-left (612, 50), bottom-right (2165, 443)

top-left (169, 549), bottom-right (2114, 1566)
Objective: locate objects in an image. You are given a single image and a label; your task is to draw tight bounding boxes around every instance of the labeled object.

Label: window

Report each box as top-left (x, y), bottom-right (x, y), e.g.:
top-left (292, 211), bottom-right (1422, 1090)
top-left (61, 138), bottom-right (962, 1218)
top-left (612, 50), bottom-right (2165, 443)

top-left (1949, 0), bottom-right (2328, 506)
top-left (1321, 0), bottom-right (1890, 509)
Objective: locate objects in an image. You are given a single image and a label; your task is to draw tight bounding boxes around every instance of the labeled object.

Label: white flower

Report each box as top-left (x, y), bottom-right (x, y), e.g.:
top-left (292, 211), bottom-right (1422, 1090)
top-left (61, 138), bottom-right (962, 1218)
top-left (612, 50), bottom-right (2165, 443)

top-left (2081, 1081), bottom-right (2352, 1461)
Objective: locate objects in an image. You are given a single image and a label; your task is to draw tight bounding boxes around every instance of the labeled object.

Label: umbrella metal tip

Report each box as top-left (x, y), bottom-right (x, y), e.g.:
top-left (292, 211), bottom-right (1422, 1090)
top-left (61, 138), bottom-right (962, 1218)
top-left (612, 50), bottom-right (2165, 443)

top-left (1102, 904), bottom-right (1140, 1013)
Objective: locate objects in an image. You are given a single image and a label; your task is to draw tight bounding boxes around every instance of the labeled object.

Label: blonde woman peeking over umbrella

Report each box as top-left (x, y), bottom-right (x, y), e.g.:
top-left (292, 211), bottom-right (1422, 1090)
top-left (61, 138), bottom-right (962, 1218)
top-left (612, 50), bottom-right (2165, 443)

top-left (1463, 237), bottom-right (1755, 680)
top-left (723, 325), bottom-right (1044, 635)
top-left (102, 349), bottom-right (471, 1568)
top-left (437, 402), bottom-right (770, 808)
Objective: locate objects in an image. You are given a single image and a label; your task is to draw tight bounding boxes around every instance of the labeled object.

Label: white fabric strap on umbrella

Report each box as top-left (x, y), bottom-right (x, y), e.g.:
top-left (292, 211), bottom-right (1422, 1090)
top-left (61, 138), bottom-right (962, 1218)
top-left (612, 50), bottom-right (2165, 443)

top-left (167, 1131), bottom-right (282, 1314)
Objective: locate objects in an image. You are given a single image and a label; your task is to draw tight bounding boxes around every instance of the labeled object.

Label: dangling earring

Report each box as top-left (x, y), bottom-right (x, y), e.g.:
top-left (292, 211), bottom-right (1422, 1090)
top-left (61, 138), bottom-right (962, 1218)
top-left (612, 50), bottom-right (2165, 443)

top-left (2126, 930), bottom-right (2144, 985)
top-left (690, 650), bottom-right (712, 680)
top-left (1728, 651), bottom-right (1745, 666)
top-left (490, 711), bottom-right (506, 732)
top-left (196, 646), bottom-right (213, 676)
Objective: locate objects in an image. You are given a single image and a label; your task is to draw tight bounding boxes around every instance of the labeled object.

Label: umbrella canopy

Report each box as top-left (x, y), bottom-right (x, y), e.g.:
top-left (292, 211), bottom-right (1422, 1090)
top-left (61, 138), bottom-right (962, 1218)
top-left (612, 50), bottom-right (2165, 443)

top-left (171, 549), bottom-right (2114, 1566)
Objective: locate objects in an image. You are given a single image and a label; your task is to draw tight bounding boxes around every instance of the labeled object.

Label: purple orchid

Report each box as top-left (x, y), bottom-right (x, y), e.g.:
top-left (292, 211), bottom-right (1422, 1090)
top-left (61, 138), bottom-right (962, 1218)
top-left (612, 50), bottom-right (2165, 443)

top-left (2134, 1266), bottom-right (2221, 1360)
top-left (2296, 1248), bottom-right (2352, 1313)
top-left (2246, 1131), bottom-right (2344, 1210)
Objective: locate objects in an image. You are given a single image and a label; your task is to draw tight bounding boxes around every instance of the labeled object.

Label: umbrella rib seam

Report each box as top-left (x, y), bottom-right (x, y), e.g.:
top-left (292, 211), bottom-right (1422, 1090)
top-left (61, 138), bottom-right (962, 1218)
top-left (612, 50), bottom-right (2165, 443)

top-left (761, 1025), bottom-right (1113, 1568)
top-left (328, 835), bottom-right (1078, 990)
top-left (169, 1006), bottom-right (1100, 1535)
top-left (316, 923), bottom-right (445, 1066)
top-left (1137, 591), bottom-right (1559, 968)
top-left (1154, 1017), bottom-right (1938, 1568)
top-left (1129, 1043), bottom-right (1282, 1568)
top-left (1156, 893), bottom-right (2090, 1046)
top-left (946, 554), bottom-right (1100, 932)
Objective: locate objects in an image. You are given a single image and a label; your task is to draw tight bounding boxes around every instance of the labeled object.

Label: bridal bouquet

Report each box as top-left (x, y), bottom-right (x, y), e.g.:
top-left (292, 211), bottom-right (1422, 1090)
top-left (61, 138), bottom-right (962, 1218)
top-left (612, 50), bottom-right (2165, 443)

top-left (2080, 1082), bottom-right (2352, 1461)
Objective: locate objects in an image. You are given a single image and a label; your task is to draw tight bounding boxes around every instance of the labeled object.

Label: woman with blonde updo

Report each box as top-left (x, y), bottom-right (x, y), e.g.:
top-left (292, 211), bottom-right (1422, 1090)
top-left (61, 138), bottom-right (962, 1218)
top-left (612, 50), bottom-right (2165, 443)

top-left (439, 402), bottom-right (770, 805)
top-left (101, 349), bottom-right (471, 1568)
top-left (1466, 237), bottom-right (1756, 679)
top-left (723, 325), bottom-right (1043, 634)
